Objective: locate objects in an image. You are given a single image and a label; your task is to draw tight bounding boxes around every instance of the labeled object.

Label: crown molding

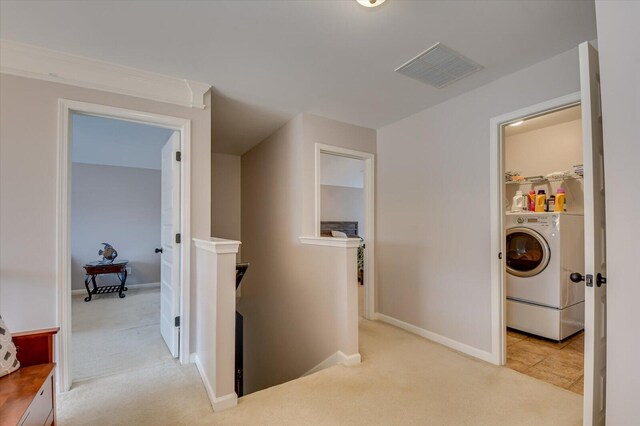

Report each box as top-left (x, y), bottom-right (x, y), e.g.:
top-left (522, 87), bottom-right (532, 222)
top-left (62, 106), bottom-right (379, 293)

top-left (0, 39), bottom-right (211, 109)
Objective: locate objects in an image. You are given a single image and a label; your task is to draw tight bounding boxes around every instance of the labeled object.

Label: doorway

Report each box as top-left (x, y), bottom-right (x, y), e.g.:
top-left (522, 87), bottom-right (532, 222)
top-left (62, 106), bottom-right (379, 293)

top-left (314, 144), bottom-right (375, 320)
top-left (56, 100), bottom-right (192, 392)
top-left (501, 104), bottom-right (586, 393)
top-left (490, 41), bottom-right (609, 423)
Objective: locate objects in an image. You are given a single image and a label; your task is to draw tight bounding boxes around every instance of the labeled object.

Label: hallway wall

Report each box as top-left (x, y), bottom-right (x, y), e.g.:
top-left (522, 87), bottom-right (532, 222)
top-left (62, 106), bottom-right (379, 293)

top-left (240, 113), bottom-right (374, 394)
top-left (0, 74), bottom-right (211, 355)
top-left (377, 47), bottom-right (582, 355)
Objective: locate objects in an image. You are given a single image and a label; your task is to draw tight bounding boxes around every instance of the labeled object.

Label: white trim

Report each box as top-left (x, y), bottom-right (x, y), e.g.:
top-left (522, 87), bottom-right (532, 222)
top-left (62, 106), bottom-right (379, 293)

top-left (302, 350), bottom-right (362, 377)
top-left (314, 143), bottom-right (376, 320)
top-left (375, 313), bottom-right (494, 364)
top-left (193, 355), bottom-right (238, 412)
top-left (0, 39), bottom-right (210, 109)
top-left (488, 92), bottom-right (581, 366)
top-left (70, 282), bottom-right (160, 296)
top-left (299, 236), bottom-right (361, 248)
top-left (193, 237), bottom-right (241, 254)
top-left (56, 99), bottom-right (193, 392)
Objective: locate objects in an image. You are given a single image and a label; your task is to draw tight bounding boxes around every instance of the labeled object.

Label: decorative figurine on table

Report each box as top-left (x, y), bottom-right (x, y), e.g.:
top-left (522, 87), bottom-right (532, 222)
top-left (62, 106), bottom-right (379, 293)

top-left (98, 243), bottom-right (118, 264)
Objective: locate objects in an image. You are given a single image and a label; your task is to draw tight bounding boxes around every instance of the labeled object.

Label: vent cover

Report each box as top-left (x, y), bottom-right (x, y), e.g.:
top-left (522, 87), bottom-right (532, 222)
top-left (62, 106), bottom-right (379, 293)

top-left (395, 43), bottom-right (483, 88)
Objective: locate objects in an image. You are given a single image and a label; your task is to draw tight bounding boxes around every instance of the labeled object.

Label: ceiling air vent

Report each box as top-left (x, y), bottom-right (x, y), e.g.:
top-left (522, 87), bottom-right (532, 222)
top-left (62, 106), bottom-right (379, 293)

top-left (395, 43), bottom-right (483, 88)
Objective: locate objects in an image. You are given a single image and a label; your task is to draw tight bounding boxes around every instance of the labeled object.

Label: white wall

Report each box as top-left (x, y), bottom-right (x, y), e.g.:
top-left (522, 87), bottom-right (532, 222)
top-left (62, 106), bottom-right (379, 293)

top-left (377, 47), bottom-right (581, 354)
top-left (321, 185), bottom-right (365, 238)
top-left (211, 153), bottom-right (241, 242)
top-left (504, 119), bottom-right (584, 213)
top-left (595, 1), bottom-right (640, 423)
top-left (71, 163), bottom-right (161, 290)
top-left (0, 74), bottom-right (211, 356)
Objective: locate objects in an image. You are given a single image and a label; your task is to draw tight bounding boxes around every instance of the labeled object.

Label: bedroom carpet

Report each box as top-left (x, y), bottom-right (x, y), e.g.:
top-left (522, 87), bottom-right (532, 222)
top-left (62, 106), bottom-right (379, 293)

top-left (71, 285), bottom-right (171, 381)
top-left (58, 317), bottom-right (582, 425)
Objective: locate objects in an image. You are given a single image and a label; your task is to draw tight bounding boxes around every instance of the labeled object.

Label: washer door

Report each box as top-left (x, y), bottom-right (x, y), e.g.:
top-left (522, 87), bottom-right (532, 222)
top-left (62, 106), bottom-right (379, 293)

top-left (506, 227), bottom-right (550, 277)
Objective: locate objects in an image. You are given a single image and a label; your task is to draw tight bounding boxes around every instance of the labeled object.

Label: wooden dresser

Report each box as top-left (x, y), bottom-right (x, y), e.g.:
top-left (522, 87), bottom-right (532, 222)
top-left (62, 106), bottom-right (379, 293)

top-left (0, 328), bottom-right (58, 426)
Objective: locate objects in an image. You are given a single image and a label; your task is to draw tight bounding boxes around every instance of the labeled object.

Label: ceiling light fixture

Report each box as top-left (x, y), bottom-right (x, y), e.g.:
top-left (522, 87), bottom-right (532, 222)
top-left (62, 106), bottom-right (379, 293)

top-left (509, 120), bottom-right (524, 127)
top-left (356, 0), bottom-right (386, 8)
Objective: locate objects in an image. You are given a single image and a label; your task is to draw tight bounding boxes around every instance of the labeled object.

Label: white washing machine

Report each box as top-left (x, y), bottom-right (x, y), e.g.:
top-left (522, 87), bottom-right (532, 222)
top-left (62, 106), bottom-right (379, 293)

top-left (505, 212), bottom-right (585, 340)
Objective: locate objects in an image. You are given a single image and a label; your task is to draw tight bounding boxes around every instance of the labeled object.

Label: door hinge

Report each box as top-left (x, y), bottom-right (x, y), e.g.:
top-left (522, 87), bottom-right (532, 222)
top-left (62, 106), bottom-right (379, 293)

top-left (176, 151), bottom-right (181, 162)
top-left (175, 233), bottom-right (181, 244)
top-left (175, 316), bottom-right (180, 327)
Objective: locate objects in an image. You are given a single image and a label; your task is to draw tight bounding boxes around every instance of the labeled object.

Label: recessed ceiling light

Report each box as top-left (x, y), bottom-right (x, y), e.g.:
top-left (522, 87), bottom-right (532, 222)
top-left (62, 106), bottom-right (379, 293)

top-left (356, 0), bottom-right (386, 8)
top-left (509, 120), bottom-right (524, 127)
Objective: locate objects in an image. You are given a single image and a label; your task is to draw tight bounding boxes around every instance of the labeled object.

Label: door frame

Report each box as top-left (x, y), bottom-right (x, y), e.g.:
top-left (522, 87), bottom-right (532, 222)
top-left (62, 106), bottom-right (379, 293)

top-left (56, 99), bottom-right (192, 392)
top-left (488, 91), bottom-right (581, 366)
top-left (314, 143), bottom-right (376, 320)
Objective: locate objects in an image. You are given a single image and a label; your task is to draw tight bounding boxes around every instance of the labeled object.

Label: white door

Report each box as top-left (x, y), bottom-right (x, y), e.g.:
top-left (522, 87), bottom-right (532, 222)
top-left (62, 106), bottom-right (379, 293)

top-left (160, 131), bottom-right (181, 357)
top-left (579, 41), bottom-right (607, 426)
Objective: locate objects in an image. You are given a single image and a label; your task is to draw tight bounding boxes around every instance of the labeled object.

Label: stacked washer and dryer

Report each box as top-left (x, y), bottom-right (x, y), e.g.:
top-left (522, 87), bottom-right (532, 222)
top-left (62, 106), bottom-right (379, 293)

top-left (505, 212), bottom-right (585, 341)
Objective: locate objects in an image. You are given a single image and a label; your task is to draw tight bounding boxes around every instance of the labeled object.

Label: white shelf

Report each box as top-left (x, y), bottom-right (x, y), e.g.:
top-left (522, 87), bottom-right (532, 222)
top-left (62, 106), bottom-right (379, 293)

top-left (506, 174), bottom-right (583, 186)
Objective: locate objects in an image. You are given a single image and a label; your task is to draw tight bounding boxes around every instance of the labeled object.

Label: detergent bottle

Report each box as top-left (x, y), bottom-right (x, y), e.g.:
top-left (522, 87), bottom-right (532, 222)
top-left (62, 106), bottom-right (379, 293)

top-left (512, 190), bottom-right (524, 212)
top-left (554, 187), bottom-right (566, 212)
top-left (528, 190), bottom-right (536, 211)
top-left (535, 189), bottom-right (546, 212)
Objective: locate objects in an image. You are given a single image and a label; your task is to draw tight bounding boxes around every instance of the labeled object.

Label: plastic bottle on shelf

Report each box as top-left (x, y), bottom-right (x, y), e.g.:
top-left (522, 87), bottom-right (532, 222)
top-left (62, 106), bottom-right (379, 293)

top-left (528, 190), bottom-right (536, 211)
top-left (512, 190), bottom-right (524, 212)
top-left (554, 187), bottom-right (566, 212)
top-left (547, 195), bottom-right (555, 212)
top-left (535, 190), bottom-right (546, 212)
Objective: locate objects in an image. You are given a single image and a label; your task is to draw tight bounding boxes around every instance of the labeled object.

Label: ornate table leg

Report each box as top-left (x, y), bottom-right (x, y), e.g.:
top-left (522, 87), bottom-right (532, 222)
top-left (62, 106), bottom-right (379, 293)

top-left (117, 269), bottom-right (128, 298)
top-left (84, 274), bottom-right (93, 302)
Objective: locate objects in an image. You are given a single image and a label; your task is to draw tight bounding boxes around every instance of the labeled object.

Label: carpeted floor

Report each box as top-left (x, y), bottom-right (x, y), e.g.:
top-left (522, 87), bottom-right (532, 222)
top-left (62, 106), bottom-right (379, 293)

top-left (59, 298), bottom-right (583, 425)
top-left (71, 285), bottom-right (171, 381)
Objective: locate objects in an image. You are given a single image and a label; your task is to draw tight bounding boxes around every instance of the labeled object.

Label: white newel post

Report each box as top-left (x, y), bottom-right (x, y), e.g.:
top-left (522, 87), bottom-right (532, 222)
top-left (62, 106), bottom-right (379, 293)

top-left (193, 237), bottom-right (241, 412)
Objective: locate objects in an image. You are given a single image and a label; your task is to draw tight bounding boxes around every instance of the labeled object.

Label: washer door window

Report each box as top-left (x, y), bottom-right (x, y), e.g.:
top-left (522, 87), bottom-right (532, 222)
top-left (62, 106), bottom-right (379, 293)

top-left (506, 227), bottom-right (550, 277)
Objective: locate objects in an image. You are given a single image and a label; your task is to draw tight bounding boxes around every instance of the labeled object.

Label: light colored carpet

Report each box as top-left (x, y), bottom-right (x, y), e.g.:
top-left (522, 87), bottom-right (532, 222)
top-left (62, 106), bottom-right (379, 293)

top-left (71, 285), bottom-right (171, 381)
top-left (59, 317), bottom-right (582, 425)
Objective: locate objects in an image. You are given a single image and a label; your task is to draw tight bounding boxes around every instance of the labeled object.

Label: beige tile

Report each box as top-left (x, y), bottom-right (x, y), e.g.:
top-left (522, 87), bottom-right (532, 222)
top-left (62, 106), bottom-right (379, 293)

top-left (527, 334), bottom-right (571, 349)
top-left (510, 339), bottom-right (560, 358)
top-left (569, 376), bottom-right (584, 395)
top-left (507, 334), bottom-right (525, 346)
top-left (533, 353), bottom-right (583, 383)
top-left (525, 364), bottom-right (577, 390)
top-left (507, 328), bottom-right (529, 339)
top-left (506, 358), bottom-right (532, 374)
top-left (507, 344), bottom-right (546, 368)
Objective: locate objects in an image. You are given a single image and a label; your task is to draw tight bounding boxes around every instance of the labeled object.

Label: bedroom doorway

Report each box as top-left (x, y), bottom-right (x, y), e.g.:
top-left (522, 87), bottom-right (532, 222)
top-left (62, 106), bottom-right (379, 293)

top-left (56, 100), bottom-right (192, 392)
top-left (315, 144), bottom-right (375, 320)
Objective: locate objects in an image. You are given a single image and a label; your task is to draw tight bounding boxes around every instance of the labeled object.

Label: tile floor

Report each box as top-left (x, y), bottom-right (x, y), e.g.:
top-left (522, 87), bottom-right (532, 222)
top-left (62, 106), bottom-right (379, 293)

top-left (506, 328), bottom-right (584, 394)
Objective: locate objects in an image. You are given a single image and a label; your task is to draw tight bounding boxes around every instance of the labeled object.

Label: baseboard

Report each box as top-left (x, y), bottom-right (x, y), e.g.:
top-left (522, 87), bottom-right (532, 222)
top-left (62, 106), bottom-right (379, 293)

top-left (303, 350), bottom-right (362, 377)
top-left (71, 281), bottom-right (160, 295)
top-left (375, 312), bottom-right (494, 364)
top-left (193, 355), bottom-right (238, 412)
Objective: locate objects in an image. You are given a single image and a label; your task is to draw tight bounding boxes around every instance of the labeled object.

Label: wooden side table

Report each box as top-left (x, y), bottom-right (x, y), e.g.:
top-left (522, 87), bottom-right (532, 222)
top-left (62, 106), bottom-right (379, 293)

top-left (82, 260), bottom-right (129, 302)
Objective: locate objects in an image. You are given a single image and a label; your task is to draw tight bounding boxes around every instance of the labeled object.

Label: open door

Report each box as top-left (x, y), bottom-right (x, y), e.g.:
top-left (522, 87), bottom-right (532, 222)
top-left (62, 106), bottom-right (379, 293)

top-left (579, 41), bottom-right (607, 426)
top-left (160, 131), bottom-right (181, 357)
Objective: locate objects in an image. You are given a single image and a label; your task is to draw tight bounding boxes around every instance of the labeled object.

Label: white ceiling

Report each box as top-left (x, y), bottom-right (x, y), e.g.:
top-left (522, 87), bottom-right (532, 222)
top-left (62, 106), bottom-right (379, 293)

top-left (0, 1), bottom-right (597, 155)
top-left (321, 154), bottom-right (364, 189)
top-left (72, 114), bottom-right (175, 170)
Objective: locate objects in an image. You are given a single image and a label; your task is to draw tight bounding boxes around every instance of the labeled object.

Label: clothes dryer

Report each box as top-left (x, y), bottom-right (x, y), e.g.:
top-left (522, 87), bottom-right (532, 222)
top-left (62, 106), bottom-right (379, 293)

top-left (505, 212), bottom-right (584, 340)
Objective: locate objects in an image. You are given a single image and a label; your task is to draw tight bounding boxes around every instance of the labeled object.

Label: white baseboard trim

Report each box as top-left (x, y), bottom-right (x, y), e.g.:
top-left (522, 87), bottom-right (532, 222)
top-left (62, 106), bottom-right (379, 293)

top-left (193, 355), bottom-right (238, 412)
top-left (375, 312), bottom-right (494, 364)
top-left (303, 350), bottom-right (362, 377)
top-left (71, 281), bottom-right (160, 295)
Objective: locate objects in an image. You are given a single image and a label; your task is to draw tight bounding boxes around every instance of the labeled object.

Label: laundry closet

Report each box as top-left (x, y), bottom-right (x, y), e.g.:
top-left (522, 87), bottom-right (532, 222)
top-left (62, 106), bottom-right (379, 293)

top-left (503, 105), bottom-right (586, 394)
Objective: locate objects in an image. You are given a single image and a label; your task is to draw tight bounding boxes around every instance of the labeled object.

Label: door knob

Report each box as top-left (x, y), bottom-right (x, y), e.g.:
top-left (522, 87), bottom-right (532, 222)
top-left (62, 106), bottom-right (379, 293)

top-left (155, 248), bottom-right (163, 253)
top-left (596, 273), bottom-right (607, 287)
top-left (570, 272), bottom-right (584, 283)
